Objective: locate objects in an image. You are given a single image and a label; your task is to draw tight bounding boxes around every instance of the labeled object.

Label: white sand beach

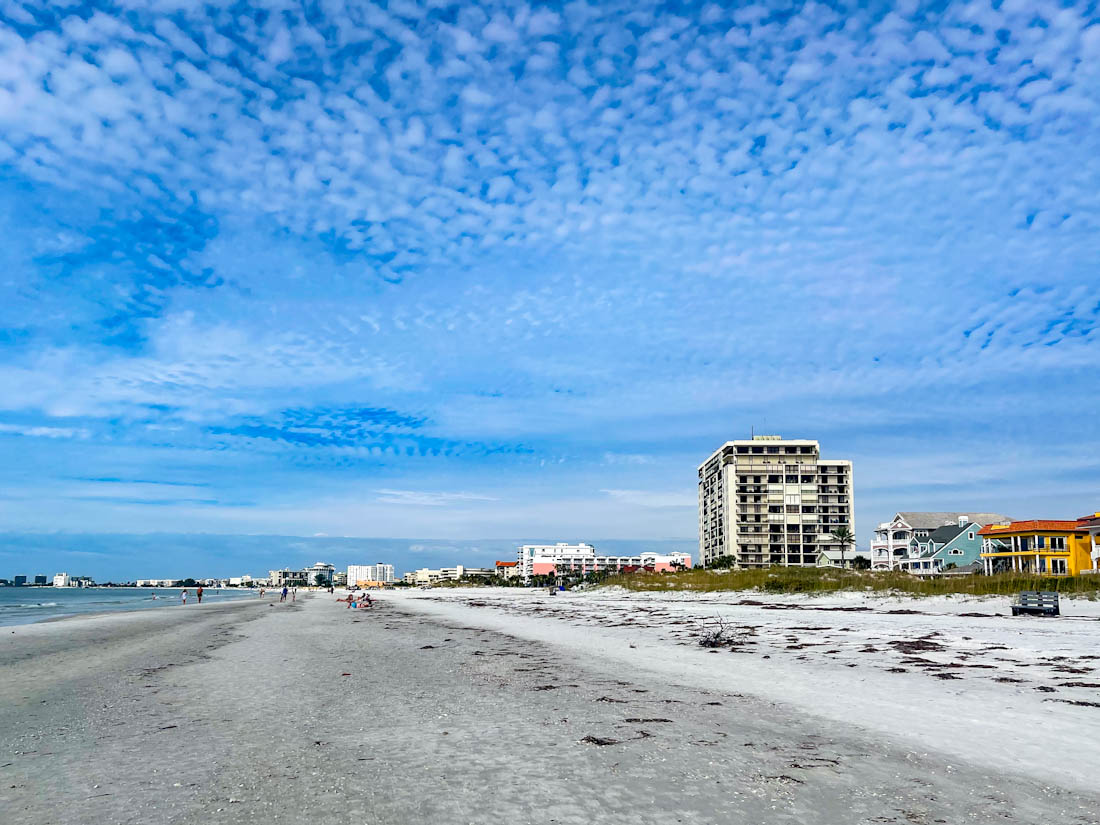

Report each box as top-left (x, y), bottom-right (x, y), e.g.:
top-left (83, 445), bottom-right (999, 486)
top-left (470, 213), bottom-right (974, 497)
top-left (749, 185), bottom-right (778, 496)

top-left (2, 588), bottom-right (1098, 824)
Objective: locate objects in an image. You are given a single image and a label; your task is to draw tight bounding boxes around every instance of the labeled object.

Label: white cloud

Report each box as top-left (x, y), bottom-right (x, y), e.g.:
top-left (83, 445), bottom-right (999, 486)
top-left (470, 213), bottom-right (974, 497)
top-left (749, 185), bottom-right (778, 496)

top-left (1, 0), bottom-right (1098, 542)
top-left (0, 423), bottom-right (89, 439)
top-left (373, 489), bottom-right (499, 507)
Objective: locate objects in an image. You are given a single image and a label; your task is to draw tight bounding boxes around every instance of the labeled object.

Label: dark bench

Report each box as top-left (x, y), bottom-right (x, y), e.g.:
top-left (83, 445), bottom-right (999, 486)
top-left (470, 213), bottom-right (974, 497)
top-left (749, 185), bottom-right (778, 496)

top-left (1011, 591), bottom-right (1060, 617)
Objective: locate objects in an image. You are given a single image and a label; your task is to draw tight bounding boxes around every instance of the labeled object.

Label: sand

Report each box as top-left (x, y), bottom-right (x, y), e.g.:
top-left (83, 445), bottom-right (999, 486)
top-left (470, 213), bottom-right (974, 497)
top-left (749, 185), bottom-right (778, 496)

top-left (2, 588), bottom-right (1098, 824)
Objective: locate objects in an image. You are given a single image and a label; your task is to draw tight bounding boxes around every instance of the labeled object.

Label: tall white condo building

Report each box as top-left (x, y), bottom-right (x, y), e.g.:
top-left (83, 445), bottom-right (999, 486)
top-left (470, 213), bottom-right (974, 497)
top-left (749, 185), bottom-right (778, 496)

top-left (347, 563), bottom-right (395, 586)
top-left (698, 435), bottom-right (854, 568)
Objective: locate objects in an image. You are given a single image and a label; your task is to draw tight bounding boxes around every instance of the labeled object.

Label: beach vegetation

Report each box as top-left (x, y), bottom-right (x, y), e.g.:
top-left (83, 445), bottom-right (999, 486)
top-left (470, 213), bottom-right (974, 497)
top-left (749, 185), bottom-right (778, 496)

top-left (696, 616), bottom-right (733, 648)
top-left (598, 566), bottom-right (1100, 598)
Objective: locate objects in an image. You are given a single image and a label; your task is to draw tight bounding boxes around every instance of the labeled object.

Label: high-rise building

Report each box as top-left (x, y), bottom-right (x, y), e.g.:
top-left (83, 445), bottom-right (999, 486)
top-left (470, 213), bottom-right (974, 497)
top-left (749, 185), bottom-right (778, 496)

top-left (33, 575), bottom-right (47, 585)
top-left (698, 435), bottom-right (854, 568)
top-left (13, 575), bottom-right (26, 586)
top-left (346, 563), bottom-right (395, 586)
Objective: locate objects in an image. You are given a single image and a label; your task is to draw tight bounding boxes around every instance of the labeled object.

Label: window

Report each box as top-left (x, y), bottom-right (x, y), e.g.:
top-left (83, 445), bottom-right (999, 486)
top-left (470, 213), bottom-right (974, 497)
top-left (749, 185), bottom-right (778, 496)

top-left (1051, 536), bottom-right (1066, 551)
top-left (949, 548), bottom-right (963, 555)
top-left (1052, 558), bottom-right (1067, 574)
top-left (968, 532), bottom-right (974, 540)
top-left (1036, 536), bottom-right (1046, 549)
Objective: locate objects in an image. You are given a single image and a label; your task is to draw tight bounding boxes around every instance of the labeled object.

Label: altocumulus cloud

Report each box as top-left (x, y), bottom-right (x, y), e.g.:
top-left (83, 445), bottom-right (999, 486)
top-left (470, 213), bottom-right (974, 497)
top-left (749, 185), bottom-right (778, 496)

top-left (0, 1), bottom-right (1098, 542)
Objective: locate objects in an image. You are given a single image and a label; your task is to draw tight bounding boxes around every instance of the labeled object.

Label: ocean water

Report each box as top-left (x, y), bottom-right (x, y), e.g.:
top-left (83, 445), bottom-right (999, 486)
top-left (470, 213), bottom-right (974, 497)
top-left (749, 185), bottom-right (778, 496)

top-left (0, 586), bottom-right (258, 627)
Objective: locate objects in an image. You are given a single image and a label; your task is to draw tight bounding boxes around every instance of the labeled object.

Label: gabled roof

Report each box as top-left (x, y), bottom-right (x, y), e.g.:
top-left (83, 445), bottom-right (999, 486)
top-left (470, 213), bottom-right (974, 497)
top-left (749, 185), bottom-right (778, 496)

top-left (896, 512), bottom-right (1011, 530)
top-left (927, 524), bottom-right (968, 544)
top-left (978, 520), bottom-right (1087, 536)
top-left (817, 548), bottom-right (860, 561)
top-left (909, 523), bottom-right (973, 557)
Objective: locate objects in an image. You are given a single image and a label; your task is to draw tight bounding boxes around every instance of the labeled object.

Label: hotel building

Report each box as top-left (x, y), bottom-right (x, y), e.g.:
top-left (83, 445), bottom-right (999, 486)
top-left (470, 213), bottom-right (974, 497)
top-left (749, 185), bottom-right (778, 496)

top-left (347, 563), bottom-right (395, 587)
top-left (697, 435), bottom-right (854, 568)
top-left (269, 562), bottom-right (335, 588)
top-left (517, 543), bottom-right (691, 579)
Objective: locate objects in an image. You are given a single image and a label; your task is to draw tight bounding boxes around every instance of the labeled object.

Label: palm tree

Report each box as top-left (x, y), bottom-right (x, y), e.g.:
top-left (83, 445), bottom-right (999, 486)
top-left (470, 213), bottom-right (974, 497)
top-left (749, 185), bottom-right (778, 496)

top-left (830, 527), bottom-right (857, 569)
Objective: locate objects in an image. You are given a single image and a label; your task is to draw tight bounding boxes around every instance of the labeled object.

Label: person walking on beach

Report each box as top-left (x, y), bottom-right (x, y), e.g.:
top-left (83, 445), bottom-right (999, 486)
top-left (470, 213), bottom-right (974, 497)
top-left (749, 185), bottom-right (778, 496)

top-left (181, 589), bottom-right (188, 605)
top-left (196, 586), bottom-right (203, 604)
top-left (281, 586), bottom-right (288, 602)
top-left (291, 587), bottom-right (297, 602)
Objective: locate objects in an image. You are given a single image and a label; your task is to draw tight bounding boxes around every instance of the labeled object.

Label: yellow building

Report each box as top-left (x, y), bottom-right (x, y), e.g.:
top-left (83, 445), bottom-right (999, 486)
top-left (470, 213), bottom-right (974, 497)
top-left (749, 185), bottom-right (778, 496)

top-left (978, 520), bottom-right (1093, 576)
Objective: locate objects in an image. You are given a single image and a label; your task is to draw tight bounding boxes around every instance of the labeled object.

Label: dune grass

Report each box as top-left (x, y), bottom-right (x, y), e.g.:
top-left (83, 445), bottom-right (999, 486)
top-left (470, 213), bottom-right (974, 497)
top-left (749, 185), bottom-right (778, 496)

top-left (599, 566), bottom-right (1100, 598)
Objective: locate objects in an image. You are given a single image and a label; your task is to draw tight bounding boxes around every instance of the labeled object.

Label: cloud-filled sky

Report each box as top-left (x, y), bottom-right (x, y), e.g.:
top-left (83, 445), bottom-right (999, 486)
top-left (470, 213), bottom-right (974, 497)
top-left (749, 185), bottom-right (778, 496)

top-left (2, 0), bottom-right (1099, 575)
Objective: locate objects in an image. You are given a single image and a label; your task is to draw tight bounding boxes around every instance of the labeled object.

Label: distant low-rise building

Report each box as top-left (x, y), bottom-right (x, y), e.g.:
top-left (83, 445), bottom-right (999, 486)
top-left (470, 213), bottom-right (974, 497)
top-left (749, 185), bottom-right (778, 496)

top-left (461, 567), bottom-right (495, 579)
top-left (815, 549), bottom-right (860, 569)
top-left (404, 566), bottom-right (467, 585)
top-left (495, 561), bottom-right (520, 579)
top-left (518, 543), bottom-right (691, 579)
top-left (870, 512), bottom-right (1010, 571)
top-left (304, 562), bottom-right (335, 587)
top-left (269, 569), bottom-right (307, 587)
top-left (52, 574), bottom-right (94, 587)
top-left (136, 579), bottom-right (183, 587)
top-left (269, 563), bottom-right (335, 588)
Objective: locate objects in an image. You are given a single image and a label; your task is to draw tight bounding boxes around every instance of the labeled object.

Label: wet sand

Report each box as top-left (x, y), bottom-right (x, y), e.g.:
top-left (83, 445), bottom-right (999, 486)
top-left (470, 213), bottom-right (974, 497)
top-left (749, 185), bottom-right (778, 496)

top-left (2, 591), bottom-right (1097, 824)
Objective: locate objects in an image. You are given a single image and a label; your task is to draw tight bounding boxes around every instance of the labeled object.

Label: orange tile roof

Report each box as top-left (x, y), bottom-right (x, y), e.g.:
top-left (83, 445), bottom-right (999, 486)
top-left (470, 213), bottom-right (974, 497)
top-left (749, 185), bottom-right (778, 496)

top-left (978, 520), bottom-right (1087, 536)
top-left (495, 561), bottom-right (518, 567)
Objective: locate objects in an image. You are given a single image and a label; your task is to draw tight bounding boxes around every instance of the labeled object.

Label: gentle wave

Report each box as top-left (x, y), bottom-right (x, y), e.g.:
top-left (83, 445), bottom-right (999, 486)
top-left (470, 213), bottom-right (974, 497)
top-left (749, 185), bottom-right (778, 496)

top-left (0, 602), bottom-right (60, 609)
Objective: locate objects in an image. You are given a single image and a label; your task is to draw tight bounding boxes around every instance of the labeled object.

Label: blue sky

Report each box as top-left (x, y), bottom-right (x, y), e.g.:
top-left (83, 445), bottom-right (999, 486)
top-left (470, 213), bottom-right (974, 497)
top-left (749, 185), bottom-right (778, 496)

top-left (1, 1), bottom-right (1099, 577)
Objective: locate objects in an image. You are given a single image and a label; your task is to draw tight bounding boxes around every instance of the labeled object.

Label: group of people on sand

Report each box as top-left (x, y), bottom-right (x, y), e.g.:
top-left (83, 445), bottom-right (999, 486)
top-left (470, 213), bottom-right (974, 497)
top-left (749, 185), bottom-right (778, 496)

top-left (339, 591), bottom-right (373, 609)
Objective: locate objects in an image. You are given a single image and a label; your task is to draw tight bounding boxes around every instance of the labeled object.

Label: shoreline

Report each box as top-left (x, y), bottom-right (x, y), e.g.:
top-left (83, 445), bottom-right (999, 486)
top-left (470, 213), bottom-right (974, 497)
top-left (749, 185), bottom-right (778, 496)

top-left (0, 587), bottom-right (266, 629)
